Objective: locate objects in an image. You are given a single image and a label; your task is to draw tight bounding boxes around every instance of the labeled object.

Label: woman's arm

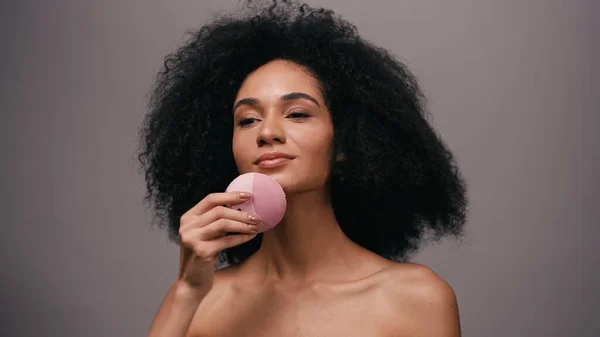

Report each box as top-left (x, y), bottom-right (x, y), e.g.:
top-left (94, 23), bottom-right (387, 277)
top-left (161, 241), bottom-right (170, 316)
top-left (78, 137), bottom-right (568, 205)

top-left (386, 263), bottom-right (461, 337)
top-left (410, 275), bottom-right (461, 337)
top-left (146, 281), bottom-right (209, 337)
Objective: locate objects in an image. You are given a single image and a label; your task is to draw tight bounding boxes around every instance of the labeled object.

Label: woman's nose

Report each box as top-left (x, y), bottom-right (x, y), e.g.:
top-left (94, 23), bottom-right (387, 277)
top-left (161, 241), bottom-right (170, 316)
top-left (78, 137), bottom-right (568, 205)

top-left (256, 116), bottom-right (286, 146)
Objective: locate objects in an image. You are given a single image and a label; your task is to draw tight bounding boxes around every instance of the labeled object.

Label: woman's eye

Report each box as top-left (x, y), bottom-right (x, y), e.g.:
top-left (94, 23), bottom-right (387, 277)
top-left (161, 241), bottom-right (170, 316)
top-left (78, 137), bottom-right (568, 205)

top-left (239, 117), bottom-right (257, 126)
top-left (287, 112), bottom-right (310, 119)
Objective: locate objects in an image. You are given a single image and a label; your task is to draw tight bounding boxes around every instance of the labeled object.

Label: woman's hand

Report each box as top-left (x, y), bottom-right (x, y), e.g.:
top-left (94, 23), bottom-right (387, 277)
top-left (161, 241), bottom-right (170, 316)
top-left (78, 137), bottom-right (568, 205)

top-left (176, 192), bottom-right (259, 293)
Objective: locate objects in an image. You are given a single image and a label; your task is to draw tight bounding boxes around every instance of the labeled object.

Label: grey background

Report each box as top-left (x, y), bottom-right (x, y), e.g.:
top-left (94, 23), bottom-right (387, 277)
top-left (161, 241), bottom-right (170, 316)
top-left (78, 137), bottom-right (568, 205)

top-left (1, 0), bottom-right (597, 336)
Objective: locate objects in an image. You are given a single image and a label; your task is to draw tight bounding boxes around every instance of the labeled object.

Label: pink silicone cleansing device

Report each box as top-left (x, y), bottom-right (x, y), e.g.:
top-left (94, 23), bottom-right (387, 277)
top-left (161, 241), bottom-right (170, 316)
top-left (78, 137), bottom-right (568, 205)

top-left (225, 172), bottom-right (287, 233)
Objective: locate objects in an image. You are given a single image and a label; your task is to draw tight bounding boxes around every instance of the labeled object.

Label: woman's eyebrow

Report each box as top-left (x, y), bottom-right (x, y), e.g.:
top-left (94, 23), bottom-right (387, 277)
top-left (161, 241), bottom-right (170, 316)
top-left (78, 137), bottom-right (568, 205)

top-left (233, 92), bottom-right (321, 113)
top-left (232, 97), bottom-right (260, 113)
top-left (280, 92), bottom-right (320, 107)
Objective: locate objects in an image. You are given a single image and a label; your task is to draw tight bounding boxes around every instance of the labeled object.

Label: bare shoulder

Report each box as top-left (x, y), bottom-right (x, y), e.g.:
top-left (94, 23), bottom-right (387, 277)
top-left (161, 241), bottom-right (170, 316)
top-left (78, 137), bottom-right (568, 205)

top-left (378, 262), bottom-right (461, 337)
top-left (383, 262), bottom-right (457, 303)
top-left (186, 265), bottom-right (242, 336)
top-left (200, 263), bottom-right (242, 301)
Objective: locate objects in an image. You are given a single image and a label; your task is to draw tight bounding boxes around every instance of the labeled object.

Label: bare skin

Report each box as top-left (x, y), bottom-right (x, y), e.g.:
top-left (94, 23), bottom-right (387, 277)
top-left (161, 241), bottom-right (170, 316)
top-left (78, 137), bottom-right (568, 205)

top-left (155, 59), bottom-right (460, 336)
top-left (187, 251), bottom-right (460, 337)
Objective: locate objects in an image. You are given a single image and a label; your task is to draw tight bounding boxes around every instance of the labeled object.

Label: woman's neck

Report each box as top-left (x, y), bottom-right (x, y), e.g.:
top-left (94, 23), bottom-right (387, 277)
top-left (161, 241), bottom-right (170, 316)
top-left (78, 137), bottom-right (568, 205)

top-left (248, 187), bottom-right (363, 285)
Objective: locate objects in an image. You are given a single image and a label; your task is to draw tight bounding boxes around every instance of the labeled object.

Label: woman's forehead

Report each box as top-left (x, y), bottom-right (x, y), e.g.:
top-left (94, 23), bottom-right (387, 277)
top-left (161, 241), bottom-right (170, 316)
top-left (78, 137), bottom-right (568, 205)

top-left (235, 60), bottom-right (323, 102)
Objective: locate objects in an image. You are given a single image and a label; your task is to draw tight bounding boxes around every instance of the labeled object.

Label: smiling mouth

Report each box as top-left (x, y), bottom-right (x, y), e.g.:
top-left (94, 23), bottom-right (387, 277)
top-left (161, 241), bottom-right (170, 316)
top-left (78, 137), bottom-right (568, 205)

top-left (256, 157), bottom-right (292, 168)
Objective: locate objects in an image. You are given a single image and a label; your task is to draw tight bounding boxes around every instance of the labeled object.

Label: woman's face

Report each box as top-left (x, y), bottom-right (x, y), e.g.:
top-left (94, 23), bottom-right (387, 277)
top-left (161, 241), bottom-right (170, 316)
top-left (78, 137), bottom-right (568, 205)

top-left (232, 60), bottom-right (335, 194)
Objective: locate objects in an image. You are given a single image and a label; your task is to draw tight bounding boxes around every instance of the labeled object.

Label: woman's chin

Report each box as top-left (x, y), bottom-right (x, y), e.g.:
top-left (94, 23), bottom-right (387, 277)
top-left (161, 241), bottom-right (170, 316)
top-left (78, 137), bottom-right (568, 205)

top-left (239, 168), bottom-right (325, 195)
top-left (276, 179), bottom-right (325, 196)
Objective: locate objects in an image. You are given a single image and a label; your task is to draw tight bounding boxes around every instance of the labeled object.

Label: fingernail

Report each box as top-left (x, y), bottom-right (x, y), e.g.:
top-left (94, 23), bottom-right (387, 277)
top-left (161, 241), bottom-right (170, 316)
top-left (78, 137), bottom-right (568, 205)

top-left (248, 224), bottom-right (259, 232)
top-left (248, 214), bottom-right (260, 224)
top-left (239, 192), bottom-right (252, 199)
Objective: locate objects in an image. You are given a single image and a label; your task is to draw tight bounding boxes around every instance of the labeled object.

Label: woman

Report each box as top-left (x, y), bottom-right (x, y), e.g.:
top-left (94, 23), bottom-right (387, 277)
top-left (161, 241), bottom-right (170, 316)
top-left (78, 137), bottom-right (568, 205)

top-left (138, 1), bottom-right (468, 336)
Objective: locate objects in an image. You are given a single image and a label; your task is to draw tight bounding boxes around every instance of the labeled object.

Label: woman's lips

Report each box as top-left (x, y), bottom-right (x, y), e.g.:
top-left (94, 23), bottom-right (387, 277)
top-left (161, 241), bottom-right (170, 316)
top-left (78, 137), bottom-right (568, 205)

top-left (257, 157), bottom-right (292, 168)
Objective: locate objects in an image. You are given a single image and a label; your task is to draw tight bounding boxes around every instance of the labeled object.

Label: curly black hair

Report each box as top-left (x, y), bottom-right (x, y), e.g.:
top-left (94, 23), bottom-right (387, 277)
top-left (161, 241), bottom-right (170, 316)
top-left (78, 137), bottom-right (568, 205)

top-left (136, 0), bottom-right (468, 268)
